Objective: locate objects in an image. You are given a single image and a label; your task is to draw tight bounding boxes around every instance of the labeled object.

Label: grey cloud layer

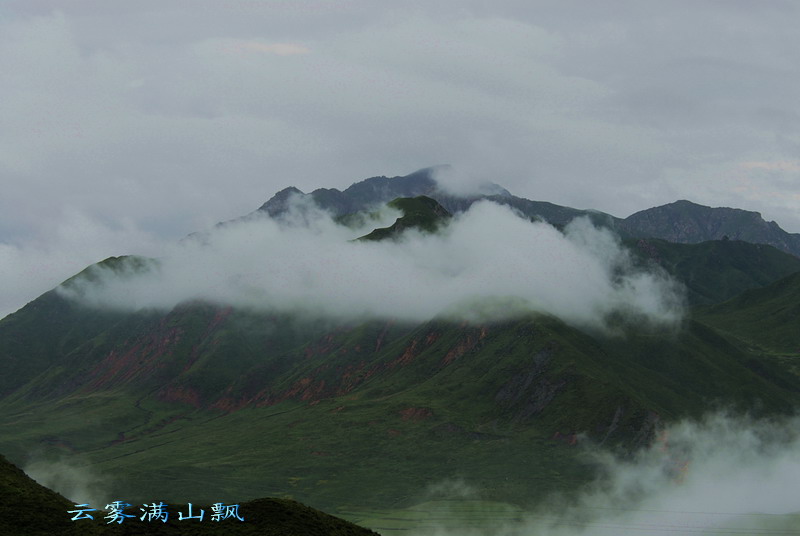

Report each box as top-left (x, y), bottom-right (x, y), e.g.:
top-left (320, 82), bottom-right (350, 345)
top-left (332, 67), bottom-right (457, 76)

top-left (60, 200), bottom-right (684, 330)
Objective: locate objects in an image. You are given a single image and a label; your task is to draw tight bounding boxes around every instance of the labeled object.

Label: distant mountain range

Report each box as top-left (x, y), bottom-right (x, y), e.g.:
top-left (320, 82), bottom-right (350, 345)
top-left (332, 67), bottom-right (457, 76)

top-left (2, 167), bottom-right (800, 526)
top-left (618, 199), bottom-right (800, 257)
top-left (254, 167), bottom-right (800, 257)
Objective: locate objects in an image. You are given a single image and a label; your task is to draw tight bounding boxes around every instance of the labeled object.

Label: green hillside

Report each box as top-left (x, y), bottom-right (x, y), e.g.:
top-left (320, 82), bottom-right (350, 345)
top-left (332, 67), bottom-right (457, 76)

top-left (628, 238), bottom-right (800, 305)
top-left (357, 196), bottom-right (451, 241)
top-left (2, 306), bottom-right (799, 512)
top-left (697, 270), bottom-right (800, 356)
top-left (2, 197), bottom-right (800, 519)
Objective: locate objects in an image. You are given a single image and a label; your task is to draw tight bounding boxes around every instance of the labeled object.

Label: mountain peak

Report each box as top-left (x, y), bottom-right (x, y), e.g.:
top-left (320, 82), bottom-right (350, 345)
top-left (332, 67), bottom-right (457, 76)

top-left (255, 168), bottom-right (440, 219)
top-left (620, 199), bottom-right (800, 257)
top-left (358, 195), bottom-right (452, 241)
top-left (257, 186), bottom-right (305, 216)
top-left (241, 169), bottom-right (800, 257)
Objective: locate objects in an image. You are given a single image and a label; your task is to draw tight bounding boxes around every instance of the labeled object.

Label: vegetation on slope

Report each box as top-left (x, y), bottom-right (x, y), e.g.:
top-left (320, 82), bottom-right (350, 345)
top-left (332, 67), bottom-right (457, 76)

top-left (628, 238), bottom-right (800, 305)
top-left (696, 270), bottom-right (800, 356)
top-left (1, 453), bottom-right (378, 536)
top-left (3, 195), bottom-right (800, 517)
top-left (357, 196), bottom-right (451, 241)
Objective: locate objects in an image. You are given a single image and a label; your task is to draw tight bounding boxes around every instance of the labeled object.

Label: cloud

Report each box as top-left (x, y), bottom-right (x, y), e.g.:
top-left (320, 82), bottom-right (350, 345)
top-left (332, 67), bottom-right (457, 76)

top-left (430, 166), bottom-right (511, 198)
top-left (0, 209), bottom-right (162, 319)
top-left (541, 413), bottom-right (800, 535)
top-left (741, 160), bottom-right (800, 173)
top-left (3, 2), bottom-right (800, 288)
top-left (3, 2), bottom-right (799, 321)
top-left (25, 456), bottom-right (110, 507)
top-left (221, 40), bottom-right (310, 56)
top-left (58, 197), bottom-right (685, 331)
top-left (388, 412), bottom-right (800, 535)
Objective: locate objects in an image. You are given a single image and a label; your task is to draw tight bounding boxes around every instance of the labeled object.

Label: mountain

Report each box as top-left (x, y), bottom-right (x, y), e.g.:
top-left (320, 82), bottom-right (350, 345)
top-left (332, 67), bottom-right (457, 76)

top-left (3, 198), bottom-right (800, 513)
top-left (697, 270), bottom-right (800, 356)
top-left (4, 170), bottom-right (800, 518)
top-left (257, 167), bottom-right (441, 218)
top-left (619, 199), bottom-right (800, 257)
top-left (357, 196), bottom-right (452, 241)
top-left (255, 169), bottom-right (800, 258)
top-left (4, 297), bottom-right (800, 511)
top-left (254, 166), bottom-right (615, 229)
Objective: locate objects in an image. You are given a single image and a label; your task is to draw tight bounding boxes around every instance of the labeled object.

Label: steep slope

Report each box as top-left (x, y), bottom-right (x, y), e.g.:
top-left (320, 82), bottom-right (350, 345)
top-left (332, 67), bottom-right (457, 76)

top-left (357, 196), bottom-right (452, 241)
top-left (0, 453), bottom-right (102, 536)
top-left (619, 199), bottom-right (800, 257)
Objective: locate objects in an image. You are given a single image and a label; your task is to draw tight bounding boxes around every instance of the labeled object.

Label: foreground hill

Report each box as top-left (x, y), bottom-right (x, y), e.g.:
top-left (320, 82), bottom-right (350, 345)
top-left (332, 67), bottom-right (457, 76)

top-left (0, 453), bottom-right (99, 536)
top-left (0, 454), bottom-right (377, 536)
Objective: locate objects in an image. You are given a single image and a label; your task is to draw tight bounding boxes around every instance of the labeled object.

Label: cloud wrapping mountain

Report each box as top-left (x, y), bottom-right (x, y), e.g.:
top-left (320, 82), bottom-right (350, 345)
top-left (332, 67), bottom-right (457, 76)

top-left (59, 198), bottom-right (685, 331)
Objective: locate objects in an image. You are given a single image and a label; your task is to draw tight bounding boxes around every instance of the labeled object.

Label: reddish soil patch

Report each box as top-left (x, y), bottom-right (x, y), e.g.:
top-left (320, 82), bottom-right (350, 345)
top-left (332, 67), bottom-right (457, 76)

top-left (441, 327), bottom-right (488, 366)
top-left (552, 431), bottom-right (578, 446)
top-left (399, 407), bottom-right (434, 421)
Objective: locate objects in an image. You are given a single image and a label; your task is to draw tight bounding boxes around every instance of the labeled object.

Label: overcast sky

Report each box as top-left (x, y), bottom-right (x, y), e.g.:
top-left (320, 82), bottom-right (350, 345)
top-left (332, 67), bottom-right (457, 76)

top-left (2, 0), bottom-right (800, 318)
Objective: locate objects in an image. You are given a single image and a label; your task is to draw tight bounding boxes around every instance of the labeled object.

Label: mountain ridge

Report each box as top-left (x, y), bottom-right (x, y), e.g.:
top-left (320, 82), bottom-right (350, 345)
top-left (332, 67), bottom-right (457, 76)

top-left (3, 227), bottom-right (800, 510)
top-left (618, 199), bottom-right (800, 257)
top-left (251, 167), bottom-right (800, 257)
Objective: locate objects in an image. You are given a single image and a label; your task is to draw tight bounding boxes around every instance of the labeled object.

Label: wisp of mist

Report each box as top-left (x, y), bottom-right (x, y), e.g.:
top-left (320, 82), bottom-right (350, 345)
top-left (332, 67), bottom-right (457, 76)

top-left (402, 412), bottom-right (800, 536)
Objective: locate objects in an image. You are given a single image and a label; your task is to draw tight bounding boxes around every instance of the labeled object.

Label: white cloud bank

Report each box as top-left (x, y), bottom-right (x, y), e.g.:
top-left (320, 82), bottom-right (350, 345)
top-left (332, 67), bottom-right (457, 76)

top-left (541, 413), bottom-right (800, 535)
top-left (0, 209), bottom-right (162, 320)
top-left (406, 412), bottom-right (800, 536)
top-left (58, 198), bottom-right (684, 331)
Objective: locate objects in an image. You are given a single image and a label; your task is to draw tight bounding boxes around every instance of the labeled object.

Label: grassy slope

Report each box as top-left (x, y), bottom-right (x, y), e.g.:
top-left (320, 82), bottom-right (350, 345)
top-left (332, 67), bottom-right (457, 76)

top-left (2, 312), bottom-right (799, 515)
top-left (3, 203), bottom-right (800, 520)
top-left (627, 238), bottom-right (800, 305)
top-left (696, 270), bottom-right (800, 359)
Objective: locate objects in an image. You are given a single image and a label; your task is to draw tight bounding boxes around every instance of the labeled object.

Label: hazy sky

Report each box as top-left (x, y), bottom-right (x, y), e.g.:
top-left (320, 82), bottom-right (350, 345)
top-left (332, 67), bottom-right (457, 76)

top-left (2, 0), bottom-right (800, 317)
